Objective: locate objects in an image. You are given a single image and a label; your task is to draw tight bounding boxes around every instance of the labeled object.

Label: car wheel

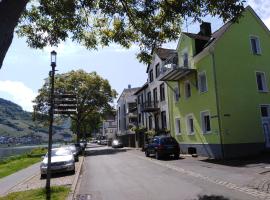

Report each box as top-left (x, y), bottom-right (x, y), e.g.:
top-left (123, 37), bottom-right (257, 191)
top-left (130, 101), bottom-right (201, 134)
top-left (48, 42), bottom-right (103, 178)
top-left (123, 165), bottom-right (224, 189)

top-left (71, 169), bottom-right (75, 175)
top-left (155, 152), bottom-right (161, 160)
top-left (75, 157), bottom-right (79, 162)
top-left (145, 150), bottom-right (149, 157)
top-left (40, 174), bottom-right (46, 179)
top-left (174, 153), bottom-right (179, 160)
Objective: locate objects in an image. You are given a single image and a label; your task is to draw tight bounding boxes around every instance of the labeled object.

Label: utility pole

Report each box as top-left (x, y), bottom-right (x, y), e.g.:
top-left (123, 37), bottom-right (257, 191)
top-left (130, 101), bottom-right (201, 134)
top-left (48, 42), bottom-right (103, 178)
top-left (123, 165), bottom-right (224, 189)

top-left (46, 50), bottom-right (57, 200)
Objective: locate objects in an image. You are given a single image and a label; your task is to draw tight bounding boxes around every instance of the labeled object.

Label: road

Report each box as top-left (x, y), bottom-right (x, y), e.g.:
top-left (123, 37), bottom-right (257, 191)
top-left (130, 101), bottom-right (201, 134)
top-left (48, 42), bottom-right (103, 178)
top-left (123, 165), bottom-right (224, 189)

top-left (76, 144), bottom-right (263, 200)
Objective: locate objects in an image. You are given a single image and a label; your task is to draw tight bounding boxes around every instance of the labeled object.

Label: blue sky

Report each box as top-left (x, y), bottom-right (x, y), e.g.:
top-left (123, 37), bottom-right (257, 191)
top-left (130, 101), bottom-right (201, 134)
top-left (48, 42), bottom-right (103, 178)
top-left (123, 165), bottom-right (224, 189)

top-left (0, 0), bottom-right (269, 112)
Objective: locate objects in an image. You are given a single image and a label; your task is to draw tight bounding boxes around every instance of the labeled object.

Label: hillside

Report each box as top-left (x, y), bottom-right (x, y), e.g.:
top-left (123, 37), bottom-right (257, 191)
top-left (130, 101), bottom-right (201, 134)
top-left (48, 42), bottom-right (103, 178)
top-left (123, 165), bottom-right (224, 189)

top-left (0, 98), bottom-right (72, 143)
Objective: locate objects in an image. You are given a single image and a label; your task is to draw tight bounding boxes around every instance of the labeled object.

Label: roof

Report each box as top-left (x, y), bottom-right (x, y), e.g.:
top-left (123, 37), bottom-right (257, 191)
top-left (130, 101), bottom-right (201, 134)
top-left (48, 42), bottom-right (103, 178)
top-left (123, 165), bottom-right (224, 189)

top-left (147, 48), bottom-right (177, 73)
top-left (182, 32), bottom-right (210, 41)
top-left (117, 87), bottom-right (141, 103)
top-left (134, 82), bottom-right (149, 95)
top-left (194, 6), bottom-right (269, 62)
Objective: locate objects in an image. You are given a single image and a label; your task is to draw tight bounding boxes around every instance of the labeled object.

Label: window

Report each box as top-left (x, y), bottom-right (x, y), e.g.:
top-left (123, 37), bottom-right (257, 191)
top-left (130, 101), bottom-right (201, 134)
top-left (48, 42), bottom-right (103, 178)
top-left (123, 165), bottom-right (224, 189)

top-left (149, 116), bottom-right (153, 129)
top-left (147, 91), bottom-right (151, 106)
top-left (141, 94), bottom-right (144, 104)
top-left (160, 83), bottom-right (165, 101)
top-left (153, 88), bottom-right (158, 104)
top-left (161, 111), bottom-right (167, 129)
top-left (250, 36), bottom-right (261, 55)
top-left (261, 106), bottom-right (269, 117)
top-left (175, 118), bottom-right (181, 135)
top-left (142, 113), bottom-right (144, 125)
top-left (183, 53), bottom-right (189, 68)
top-left (198, 72), bottom-right (208, 93)
top-left (256, 72), bottom-right (268, 92)
top-left (138, 113), bottom-right (142, 123)
top-left (155, 64), bottom-right (160, 78)
top-left (185, 81), bottom-right (191, 98)
top-left (137, 95), bottom-right (141, 105)
top-left (186, 115), bottom-right (194, 134)
top-left (154, 114), bottom-right (159, 130)
top-left (174, 85), bottom-right (180, 102)
top-left (201, 111), bottom-right (211, 133)
top-left (149, 69), bottom-right (154, 82)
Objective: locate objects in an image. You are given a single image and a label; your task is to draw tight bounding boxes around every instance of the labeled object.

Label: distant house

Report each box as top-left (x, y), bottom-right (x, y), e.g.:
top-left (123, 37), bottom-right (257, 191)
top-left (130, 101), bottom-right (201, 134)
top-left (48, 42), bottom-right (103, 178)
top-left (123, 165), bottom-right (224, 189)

top-left (102, 113), bottom-right (117, 140)
top-left (117, 85), bottom-right (140, 146)
top-left (159, 6), bottom-right (270, 159)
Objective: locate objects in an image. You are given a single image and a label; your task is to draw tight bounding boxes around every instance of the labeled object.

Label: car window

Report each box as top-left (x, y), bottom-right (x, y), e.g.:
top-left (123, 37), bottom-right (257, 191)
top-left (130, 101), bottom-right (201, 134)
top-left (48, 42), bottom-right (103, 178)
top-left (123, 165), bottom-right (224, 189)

top-left (153, 138), bottom-right (159, 144)
top-left (161, 137), bottom-right (177, 144)
top-left (51, 149), bottom-right (72, 156)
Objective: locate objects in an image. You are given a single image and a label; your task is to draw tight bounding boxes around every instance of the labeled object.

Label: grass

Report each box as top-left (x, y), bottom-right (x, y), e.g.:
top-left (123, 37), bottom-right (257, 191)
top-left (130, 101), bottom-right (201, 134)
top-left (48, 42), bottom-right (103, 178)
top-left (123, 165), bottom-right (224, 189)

top-left (0, 148), bottom-right (47, 179)
top-left (0, 186), bottom-right (70, 200)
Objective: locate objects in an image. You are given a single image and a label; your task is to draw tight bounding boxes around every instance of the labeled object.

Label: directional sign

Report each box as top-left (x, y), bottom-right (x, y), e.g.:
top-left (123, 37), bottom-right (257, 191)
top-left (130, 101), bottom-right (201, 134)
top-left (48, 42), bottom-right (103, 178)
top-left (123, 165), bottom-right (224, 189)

top-left (54, 94), bottom-right (76, 99)
top-left (54, 100), bottom-right (77, 105)
top-left (54, 110), bottom-right (77, 115)
top-left (54, 105), bottom-right (77, 110)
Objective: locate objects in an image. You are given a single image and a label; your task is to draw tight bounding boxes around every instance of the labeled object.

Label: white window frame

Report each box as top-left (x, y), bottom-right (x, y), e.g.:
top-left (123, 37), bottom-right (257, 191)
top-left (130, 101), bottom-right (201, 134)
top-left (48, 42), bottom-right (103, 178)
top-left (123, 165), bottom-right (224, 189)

top-left (198, 71), bottom-right (208, 93)
top-left (184, 80), bottom-right (191, 99)
top-left (200, 110), bottom-right (211, 134)
top-left (186, 114), bottom-right (195, 135)
top-left (255, 71), bottom-right (268, 92)
top-left (250, 35), bottom-right (261, 55)
top-left (175, 117), bottom-right (181, 135)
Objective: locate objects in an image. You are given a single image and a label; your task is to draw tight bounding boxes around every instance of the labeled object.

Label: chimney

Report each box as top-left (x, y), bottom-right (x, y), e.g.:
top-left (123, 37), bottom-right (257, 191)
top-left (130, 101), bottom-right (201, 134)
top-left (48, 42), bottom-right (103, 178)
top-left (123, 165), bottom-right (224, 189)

top-left (200, 22), bottom-right (212, 37)
top-left (128, 84), bottom-right (131, 89)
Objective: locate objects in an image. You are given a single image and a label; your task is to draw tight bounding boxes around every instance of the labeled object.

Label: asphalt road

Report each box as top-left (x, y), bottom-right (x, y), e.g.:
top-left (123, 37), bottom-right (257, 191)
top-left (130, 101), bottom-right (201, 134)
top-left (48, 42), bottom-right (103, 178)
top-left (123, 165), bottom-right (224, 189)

top-left (76, 144), bottom-right (260, 200)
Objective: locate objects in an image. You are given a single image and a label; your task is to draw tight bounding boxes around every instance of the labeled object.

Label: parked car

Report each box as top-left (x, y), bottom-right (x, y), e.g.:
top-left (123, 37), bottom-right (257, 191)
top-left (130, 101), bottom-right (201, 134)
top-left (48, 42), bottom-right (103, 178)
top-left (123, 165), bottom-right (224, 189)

top-left (144, 136), bottom-right (180, 160)
top-left (74, 143), bottom-right (82, 154)
top-left (100, 139), bottom-right (108, 145)
top-left (64, 145), bottom-right (79, 162)
top-left (40, 148), bottom-right (75, 178)
top-left (112, 138), bottom-right (123, 148)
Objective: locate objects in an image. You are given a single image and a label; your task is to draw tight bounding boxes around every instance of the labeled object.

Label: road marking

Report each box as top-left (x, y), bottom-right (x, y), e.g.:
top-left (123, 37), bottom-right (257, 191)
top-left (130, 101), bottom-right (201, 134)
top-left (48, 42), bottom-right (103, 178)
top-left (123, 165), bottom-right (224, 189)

top-left (130, 153), bottom-right (270, 200)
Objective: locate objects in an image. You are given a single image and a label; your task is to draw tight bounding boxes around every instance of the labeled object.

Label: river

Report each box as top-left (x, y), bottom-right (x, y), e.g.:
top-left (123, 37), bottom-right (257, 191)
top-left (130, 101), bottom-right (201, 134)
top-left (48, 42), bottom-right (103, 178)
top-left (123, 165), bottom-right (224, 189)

top-left (0, 144), bottom-right (61, 160)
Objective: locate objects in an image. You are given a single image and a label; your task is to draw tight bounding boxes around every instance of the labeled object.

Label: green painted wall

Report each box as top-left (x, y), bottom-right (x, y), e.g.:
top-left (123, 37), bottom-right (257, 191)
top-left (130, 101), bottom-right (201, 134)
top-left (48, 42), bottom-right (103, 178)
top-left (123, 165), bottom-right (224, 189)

top-left (213, 8), bottom-right (270, 144)
top-left (168, 7), bottom-right (270, 146)
top-left (168, 34), bottom-right (221, 145)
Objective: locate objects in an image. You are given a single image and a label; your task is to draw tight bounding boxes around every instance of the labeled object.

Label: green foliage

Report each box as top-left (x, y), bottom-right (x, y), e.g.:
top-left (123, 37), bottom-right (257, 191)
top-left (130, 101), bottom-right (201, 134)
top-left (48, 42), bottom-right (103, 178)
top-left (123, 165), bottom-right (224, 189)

top-left (0, 186), bottom-right (70, 200)
top-left (16, 0), bottom-right (245, 64)
top-left (145, 129), bottom-right (156, 138)
top-left (34, 70), bottom-right (117, 140)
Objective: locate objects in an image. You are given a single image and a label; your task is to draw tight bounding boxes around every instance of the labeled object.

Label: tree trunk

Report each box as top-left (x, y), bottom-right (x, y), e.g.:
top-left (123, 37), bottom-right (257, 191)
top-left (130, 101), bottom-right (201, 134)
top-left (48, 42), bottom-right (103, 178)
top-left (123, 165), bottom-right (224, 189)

top-left (0, 0), bottom-right (29, 68)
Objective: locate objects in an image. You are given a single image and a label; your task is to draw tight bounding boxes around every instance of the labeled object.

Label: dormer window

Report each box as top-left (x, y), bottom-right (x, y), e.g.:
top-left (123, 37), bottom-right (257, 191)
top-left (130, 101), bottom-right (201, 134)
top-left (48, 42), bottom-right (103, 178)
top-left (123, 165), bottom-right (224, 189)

top-left (149, 69), bottom-right (153, 82)
top-left (183, 53), bottom-right (188, 68)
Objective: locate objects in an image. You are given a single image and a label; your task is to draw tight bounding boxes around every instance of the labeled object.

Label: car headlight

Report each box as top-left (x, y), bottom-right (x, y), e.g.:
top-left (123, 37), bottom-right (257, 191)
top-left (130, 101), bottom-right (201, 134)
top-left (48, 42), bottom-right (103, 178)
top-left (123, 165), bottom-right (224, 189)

top-left (41, 163), bottom-right (47, 167)
top-left (65, 160), bottom-right (74, 165)
top-left (113, 140), bottom-right (119, 145)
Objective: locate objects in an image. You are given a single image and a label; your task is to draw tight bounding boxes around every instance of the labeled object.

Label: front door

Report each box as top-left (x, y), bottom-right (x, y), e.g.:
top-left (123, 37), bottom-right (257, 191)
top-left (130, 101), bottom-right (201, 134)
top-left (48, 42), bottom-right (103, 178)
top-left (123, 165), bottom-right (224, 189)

top-left (261, 105), bottom-right (270, 148)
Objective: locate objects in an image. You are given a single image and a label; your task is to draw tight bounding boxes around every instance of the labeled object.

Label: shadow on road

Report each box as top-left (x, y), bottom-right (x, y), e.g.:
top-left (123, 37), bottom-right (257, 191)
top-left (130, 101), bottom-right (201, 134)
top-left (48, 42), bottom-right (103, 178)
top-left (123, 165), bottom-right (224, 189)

top-left (84, 148), bottom-right (130, 157)
top-left (40, 171), bottom-right (74, 179)
top-left (201, 153), bottom-right (270, 168)
top-left (192, 195), bottom-right (230, 200)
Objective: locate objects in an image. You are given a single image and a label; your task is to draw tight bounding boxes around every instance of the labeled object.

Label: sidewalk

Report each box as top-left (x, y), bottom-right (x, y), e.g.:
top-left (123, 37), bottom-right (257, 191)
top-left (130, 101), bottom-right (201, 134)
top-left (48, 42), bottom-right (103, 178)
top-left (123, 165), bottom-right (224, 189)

top-left (0, 162), bottom-right (40, 196)
top-left (130, 149), bottom-right (270, 194)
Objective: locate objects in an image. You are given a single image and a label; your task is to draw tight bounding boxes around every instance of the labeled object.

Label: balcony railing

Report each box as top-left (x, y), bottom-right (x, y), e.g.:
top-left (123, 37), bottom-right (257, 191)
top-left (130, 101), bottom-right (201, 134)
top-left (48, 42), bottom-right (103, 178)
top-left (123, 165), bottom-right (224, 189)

top-left (159, 54), bottom-right (196, 81)
top-left (141, 101), bottom-right (160, 113)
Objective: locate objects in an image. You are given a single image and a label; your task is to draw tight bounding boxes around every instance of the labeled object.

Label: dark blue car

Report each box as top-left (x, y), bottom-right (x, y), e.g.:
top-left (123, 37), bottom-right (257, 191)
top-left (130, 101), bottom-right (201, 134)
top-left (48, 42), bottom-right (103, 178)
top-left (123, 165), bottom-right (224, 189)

top-left (145, 136), bottom-right (180, 160)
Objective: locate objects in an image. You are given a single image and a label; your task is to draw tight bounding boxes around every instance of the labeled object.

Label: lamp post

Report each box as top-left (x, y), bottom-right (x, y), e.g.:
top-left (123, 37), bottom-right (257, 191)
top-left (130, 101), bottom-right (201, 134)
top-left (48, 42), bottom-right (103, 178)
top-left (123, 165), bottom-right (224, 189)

top-left (46, 50), bottom-right (57, 199)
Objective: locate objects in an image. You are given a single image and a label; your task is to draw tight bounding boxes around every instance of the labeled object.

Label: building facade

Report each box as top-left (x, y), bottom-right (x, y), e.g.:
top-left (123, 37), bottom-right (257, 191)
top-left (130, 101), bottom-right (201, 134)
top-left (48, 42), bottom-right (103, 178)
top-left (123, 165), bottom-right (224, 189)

top-left (160, 6), bottom-right (270, 159)
top-left (135, 48), bottom-right (176, 134)
top-left (117, 85), bottom-right (139, 135)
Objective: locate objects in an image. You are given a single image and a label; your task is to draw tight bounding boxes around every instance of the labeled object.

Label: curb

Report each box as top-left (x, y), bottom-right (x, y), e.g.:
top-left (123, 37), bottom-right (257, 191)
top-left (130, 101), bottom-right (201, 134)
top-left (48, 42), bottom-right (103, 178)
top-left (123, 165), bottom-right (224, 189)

top-left (67, 156), bottom-right (84, 200)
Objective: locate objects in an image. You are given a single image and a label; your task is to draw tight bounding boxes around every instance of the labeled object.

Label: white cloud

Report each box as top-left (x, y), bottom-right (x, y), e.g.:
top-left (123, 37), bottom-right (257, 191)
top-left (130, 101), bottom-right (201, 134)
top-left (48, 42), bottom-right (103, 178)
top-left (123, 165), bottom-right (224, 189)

top-left (248, 0), bottom-right (270, 20)
top-left (0, 81), bottom-right (37, 112)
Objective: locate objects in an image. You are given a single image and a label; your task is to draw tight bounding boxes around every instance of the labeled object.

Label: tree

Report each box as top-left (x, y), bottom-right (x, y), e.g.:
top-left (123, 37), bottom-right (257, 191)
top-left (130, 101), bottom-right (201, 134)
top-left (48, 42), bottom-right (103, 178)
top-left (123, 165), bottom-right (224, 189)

top-left (0, 0), bottom-right (245, 68)
top-left (34, 69), bottom-right (117, 141)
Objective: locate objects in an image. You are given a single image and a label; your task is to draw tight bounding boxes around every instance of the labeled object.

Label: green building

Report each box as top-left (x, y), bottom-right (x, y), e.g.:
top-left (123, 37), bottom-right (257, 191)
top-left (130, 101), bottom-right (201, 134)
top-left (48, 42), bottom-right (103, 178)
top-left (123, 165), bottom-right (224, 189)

top-left (159, 6), bottom-right (270, 159)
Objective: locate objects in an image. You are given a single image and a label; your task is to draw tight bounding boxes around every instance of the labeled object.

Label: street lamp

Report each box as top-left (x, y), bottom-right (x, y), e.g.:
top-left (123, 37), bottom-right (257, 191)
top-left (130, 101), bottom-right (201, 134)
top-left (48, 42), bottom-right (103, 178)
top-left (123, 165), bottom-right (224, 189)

top-left (46, 50), bottom-right (57, 199)
top-left (51, 50), bottom-right (57, 67)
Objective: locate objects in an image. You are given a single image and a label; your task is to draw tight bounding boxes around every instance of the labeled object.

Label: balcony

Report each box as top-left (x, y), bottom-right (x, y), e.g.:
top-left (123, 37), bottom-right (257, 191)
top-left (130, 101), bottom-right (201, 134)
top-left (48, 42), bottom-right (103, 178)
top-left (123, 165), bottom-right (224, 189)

top-left (159, 54), bottom-right (197, 81)
top-left (141, 101), bottom-right (160, 113)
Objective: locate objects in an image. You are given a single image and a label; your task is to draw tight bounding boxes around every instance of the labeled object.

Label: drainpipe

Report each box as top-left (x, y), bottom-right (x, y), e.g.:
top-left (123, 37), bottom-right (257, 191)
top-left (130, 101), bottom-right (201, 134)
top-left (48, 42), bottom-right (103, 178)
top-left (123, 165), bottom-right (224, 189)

top-left (209, 47), bottom-right (225, 159)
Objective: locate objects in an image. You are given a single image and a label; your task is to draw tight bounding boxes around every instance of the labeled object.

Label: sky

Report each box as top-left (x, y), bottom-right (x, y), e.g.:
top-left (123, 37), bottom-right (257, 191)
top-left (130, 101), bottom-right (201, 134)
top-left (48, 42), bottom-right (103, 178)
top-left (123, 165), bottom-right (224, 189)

top-left (0, 0), bottom-right (270, 112)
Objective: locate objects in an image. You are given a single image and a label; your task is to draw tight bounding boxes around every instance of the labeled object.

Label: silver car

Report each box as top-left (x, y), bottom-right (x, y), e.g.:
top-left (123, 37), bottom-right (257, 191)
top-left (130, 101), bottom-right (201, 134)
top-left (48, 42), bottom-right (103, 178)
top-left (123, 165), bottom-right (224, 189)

top-left (40, 148), bottom-right (75, 178)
